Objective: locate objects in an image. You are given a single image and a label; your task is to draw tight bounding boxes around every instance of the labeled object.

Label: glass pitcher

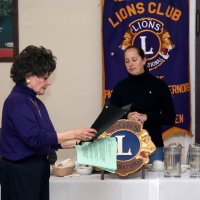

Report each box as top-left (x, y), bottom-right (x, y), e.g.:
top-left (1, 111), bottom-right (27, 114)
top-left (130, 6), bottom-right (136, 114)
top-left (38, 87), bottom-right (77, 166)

top-left (164, 143), bottom-right (182, 177)
top-left (188, 143), bottom-right (200, 178)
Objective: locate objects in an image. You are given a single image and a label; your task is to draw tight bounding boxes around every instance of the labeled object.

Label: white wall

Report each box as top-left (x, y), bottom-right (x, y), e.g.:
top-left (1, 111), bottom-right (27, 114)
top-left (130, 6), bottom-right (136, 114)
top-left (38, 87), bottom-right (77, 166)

top-left (0, 0), bottom-right (196, 160)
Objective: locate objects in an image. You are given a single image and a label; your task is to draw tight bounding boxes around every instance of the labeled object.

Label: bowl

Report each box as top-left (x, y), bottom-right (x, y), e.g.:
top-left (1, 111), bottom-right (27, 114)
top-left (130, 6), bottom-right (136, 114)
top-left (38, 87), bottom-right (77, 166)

top-left (53, 159), bottom-right (75, 177)
top-left (75, 165), bottom-right (93, 175)
top-left (52, 165), bottom-right (75, 177)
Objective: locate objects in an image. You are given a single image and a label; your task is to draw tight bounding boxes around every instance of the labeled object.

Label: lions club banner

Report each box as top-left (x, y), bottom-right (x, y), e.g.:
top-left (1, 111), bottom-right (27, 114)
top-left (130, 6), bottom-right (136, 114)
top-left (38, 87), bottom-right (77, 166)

top-left (102, 0), bottom-right (192, 137)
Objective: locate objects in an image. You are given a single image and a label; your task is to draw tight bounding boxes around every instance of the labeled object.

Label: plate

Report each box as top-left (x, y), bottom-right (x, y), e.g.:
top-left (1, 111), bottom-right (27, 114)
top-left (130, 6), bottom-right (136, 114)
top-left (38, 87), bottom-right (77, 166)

top-left (149, 167), bottom-right (164, 172)
top-left (145, 164), bottom-right (164, 172)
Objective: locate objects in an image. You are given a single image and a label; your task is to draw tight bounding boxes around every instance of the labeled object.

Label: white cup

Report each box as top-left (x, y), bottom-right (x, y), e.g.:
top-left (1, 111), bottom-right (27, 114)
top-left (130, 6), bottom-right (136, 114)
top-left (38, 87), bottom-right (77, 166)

top-left (152, 160), bottom-right (164, 171)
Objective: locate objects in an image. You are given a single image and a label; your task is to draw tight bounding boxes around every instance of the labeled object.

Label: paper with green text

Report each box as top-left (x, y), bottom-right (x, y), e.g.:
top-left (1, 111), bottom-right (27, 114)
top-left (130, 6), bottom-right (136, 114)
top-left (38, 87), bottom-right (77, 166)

top-left (76, 137), bottom-right (117, 173)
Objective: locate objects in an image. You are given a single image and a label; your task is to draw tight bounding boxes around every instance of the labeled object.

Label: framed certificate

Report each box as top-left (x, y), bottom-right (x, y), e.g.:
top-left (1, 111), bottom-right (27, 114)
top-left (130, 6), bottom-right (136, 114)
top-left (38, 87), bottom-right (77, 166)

top-left (0, 0), bottom-right (18, 62)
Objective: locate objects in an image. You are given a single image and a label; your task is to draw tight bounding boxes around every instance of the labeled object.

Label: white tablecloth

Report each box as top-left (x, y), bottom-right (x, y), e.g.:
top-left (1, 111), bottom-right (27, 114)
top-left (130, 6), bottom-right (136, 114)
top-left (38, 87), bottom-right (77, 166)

top-left (1, 170), bottom-right (200, 200)
top-left (49, 170), bottom-right (200, 200)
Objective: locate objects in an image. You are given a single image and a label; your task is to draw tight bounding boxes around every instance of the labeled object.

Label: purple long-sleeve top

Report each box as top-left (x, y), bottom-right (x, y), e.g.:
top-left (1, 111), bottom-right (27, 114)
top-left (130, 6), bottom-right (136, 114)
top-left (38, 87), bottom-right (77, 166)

top-left (0, 83), bottom-right (59, 161)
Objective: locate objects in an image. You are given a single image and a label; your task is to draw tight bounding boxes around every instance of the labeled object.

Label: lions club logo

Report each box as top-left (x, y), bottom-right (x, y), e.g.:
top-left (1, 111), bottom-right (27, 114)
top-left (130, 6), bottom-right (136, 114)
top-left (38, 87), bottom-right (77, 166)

top-left (100, 119), bottom-right (156, 176)
top-left (119, 17), bottom-right (175, 70)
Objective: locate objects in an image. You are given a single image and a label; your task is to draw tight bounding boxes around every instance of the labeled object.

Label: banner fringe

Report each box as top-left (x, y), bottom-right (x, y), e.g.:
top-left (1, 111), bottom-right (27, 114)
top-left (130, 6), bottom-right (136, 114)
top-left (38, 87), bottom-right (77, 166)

top-left (99, 0), bottom-right (104, 7)
top-left (162, 127), bottom-right (193, 141)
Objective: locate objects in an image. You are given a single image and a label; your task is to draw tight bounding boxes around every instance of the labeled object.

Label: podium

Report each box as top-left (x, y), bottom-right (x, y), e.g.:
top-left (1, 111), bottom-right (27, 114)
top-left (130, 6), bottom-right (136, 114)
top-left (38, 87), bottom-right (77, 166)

top-left (100, 166), bottom-right (146, 180)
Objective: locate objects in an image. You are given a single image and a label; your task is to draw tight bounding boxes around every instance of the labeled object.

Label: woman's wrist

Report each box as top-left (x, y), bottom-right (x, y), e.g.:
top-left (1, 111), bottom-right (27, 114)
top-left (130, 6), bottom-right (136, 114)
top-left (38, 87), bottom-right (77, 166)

top-left (57, 131), bottom-right (75, 144)
top-left (60, 139), bottom-right (79, 148)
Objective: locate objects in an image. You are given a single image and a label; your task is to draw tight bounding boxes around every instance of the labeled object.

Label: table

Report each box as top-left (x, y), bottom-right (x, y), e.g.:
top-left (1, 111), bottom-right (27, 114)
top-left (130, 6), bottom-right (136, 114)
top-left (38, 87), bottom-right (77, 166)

top-left (49, 170), bottom-right (200, 200)
top-left (1, 170), bottom-right (200, 200)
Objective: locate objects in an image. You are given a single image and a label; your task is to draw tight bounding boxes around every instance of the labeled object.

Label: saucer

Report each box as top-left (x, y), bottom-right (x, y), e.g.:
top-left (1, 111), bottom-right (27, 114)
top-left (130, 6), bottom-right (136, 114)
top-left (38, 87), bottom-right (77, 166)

top-left (149, 167), bottom-right (164, 172)
top-left (146, 164), bottom-right (164, 172)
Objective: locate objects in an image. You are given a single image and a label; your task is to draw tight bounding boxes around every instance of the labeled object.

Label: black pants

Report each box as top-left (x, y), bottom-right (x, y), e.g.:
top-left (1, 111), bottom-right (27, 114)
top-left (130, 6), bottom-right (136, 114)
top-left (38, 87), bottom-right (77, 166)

top-left (0, 156), bottom-right (50, 200)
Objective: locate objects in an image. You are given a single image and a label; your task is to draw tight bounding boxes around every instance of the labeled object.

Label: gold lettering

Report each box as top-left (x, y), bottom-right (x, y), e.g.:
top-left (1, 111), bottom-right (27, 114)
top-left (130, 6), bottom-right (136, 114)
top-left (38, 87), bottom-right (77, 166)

top-left (108, 18), bottom-right (119, 28)
top-left (126, 4), bottom-right (137, 16)
top-left (175, 114), bottom-right (184, 124)
top-left (136, 2), bottom-right (145, 14)
top-left (165, 6), bottom-right (174, 18)
top-left (168, 83), bottom-right (190, 94)
top-left (108, 3), bottom-right (145, 28)
top-left (103, 89), bottom-right (112, 99)
top-left (156, 3), bottom-right (164, 16)
top-left (148, 2), bottom-right (157, 14)
top-left (115, 11), bottom-right (123, 22)
top-left (119, 8), bottom-right (128, 20)
top-left (171, 9), bottom-right (182, 21)
top-left (148, 2), bottom-right (181, 21)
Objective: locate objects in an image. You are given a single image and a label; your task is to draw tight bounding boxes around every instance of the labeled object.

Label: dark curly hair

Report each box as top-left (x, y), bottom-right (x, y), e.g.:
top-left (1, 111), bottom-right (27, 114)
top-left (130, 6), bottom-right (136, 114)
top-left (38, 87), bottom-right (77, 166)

top-left (10, 45), bottom-right (57, 83)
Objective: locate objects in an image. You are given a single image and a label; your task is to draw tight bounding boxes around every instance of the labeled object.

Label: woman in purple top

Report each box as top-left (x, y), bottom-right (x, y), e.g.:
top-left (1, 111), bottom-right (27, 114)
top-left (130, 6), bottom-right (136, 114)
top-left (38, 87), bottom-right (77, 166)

top-left (0, 45), bottom-right (96, 200)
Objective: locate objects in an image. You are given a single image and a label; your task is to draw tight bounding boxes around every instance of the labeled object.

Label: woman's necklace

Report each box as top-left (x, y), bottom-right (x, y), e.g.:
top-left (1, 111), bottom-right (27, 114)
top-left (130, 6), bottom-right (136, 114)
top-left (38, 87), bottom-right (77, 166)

top-left (29, 97), bottom-right (42, 118)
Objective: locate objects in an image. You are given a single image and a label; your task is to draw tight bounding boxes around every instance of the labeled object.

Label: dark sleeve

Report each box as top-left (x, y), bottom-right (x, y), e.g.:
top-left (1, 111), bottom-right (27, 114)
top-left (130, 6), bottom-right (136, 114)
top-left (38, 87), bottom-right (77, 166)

top-left (110, 84), bottom-right (122, 107)
top-left (110, 84), bottom-right (129, 119)
top-left (52, 144), bottom-right (62, 150)
top-left (146, 81), bottom-right (176, 125)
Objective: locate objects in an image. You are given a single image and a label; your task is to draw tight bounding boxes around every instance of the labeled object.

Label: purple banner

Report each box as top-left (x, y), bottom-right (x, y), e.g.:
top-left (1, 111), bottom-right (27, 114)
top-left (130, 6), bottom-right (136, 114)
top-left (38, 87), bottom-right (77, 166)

top-left (102, 0), bottom-right (191, 136)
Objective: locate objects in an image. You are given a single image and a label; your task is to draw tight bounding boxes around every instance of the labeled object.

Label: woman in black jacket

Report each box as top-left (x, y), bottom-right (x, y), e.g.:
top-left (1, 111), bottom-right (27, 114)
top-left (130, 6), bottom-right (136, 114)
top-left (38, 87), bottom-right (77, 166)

top-left (110, 46), bottom-right (176, 163)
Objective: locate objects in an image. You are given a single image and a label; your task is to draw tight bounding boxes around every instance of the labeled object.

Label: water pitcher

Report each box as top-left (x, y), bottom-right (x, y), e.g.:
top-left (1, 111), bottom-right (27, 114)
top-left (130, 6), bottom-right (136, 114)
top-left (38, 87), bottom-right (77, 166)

top-left (188, 143), bottom-right (200, 177)
top-left (164, 143), bottom-right (182, 177)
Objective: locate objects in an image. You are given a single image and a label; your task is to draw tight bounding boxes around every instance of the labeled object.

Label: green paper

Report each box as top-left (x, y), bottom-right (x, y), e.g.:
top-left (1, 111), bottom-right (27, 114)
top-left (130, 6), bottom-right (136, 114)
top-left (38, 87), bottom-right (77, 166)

top-left (76, 137), bottom-right (117, 173)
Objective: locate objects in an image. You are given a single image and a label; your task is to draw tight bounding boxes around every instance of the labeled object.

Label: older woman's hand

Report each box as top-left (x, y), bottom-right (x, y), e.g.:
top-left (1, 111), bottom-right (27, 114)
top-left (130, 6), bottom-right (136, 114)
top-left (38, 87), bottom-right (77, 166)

top-left (70, 128), bottom-right (97, 141)
top-left (57, 128), bottom-right (96, 144)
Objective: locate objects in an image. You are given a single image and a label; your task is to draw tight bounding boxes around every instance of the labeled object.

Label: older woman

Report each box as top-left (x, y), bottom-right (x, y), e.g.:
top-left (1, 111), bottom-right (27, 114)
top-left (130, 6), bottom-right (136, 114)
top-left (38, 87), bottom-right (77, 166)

top-left (0, 45), bottom-right (96, 200)
top-left (110, 45), bottom-right (176, 163)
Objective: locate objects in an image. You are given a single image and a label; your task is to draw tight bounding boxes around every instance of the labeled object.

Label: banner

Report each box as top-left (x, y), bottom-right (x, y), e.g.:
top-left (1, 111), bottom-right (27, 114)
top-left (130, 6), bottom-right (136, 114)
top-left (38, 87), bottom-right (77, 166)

top-left (102, 0), bottom-right (192, 137)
